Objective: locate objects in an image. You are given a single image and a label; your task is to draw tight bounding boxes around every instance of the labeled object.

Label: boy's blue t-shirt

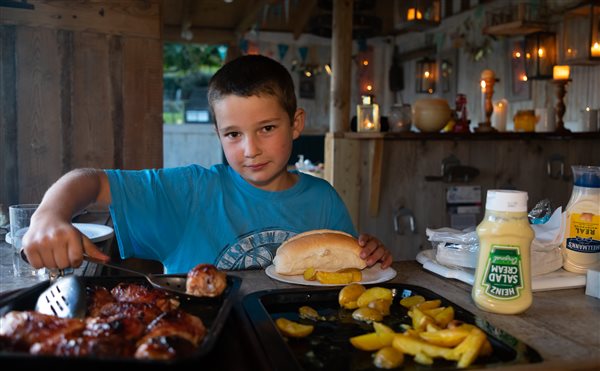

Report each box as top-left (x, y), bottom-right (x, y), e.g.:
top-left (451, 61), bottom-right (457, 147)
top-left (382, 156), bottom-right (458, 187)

top-left (105, 164), bottom-right (357, 274)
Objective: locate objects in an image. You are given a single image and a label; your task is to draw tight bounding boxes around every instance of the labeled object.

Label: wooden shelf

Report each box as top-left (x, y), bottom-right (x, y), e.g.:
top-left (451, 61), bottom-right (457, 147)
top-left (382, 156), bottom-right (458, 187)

top-left (342, 131), bottom-right (600, 141)
top-left (483, 20), bottom-right (548, 36)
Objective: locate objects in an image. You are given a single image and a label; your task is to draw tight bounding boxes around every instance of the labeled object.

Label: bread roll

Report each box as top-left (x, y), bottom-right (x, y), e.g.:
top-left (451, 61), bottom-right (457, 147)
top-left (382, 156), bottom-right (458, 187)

top-left (273, 230), bottom-right (366, 275)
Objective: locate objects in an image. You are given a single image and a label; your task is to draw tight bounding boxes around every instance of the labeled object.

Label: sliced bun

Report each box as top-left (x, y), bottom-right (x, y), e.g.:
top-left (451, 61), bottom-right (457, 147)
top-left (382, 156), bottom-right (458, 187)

top-left (273, 229), bottom-right (366, 275)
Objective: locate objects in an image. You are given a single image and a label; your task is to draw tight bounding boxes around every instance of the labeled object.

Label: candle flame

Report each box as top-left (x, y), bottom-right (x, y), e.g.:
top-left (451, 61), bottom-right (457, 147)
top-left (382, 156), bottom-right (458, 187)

top-left (538, 48), bottom-right (545, 58)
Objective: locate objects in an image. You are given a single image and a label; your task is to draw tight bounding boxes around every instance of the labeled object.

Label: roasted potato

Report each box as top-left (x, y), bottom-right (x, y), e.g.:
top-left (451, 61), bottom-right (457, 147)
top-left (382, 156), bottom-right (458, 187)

top-left (373, 322), bottom-right (395, 334)
top-left (338, 283), bottom-right (366, 309)
top-left (373, 346), bottom-right (404, 369)
top-left (350, 332), bottom-right (395, 351)
top-left (299, 305), bottom-right (322, 321)
top-left (338, 268), bottom-right (363, 282)
top-left (368, 299), bottom-right (392, 316)
top-left (303, 267), bottom-right (317, 281)
top-left (275, 317), bottom-right (314, 338)
top-left (399, 295), bottom-right (425, 308)
top-left (316, 271), bottom-right (354, 285)
top-left (352, 307), bottom-right (384, 323)
top-left (356, 287), bottom-right (393, 308)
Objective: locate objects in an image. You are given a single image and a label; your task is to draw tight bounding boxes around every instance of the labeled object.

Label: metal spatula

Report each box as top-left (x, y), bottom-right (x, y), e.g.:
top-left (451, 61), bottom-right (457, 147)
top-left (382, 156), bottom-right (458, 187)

top-left (35, 275), bottom-right (87, 318)
top-left (82, 254), bottom-right (193, 299)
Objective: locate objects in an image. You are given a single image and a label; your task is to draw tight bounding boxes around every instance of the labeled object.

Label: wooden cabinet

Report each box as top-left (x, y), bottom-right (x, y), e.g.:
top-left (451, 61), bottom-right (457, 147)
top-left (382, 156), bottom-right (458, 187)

top-left (328, 133), bottom-right (600, 261)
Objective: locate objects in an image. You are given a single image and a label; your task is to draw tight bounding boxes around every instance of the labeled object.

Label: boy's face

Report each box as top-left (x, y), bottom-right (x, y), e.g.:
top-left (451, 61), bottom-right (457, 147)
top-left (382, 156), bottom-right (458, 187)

top-left (213, 94), bottom-right (304, 191)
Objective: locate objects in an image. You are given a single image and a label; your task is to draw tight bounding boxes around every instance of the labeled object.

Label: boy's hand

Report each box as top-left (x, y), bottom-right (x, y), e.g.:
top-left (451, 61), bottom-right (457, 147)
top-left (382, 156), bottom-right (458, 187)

top-left (358, 233), bottom-right (392, 269)
top-left (22, 212), bottom-right (109, 270)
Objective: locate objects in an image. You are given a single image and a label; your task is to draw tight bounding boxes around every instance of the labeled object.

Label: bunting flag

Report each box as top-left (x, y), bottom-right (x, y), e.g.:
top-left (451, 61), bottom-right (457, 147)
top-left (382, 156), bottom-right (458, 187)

top-left (357, 38), bottom-right (368, 52)
top-left (217, 45), bottom-right (228, 61)
top-left (239, 39), bottom-right (249, 55)
top-left (278, 44), bottom-right (289, 61)
top-left (298, 46), bottom-right (308, 64)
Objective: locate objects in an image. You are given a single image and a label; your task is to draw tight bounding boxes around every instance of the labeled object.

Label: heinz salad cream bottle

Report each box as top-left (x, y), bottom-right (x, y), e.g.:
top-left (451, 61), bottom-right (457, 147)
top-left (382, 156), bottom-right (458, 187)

top-left (472, 190), bottom-right (534, 314)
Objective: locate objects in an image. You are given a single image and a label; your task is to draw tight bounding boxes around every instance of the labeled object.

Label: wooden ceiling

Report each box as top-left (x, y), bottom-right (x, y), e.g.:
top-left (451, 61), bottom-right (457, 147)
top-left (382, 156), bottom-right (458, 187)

top-left (162, 0), bottom-right (396, 44)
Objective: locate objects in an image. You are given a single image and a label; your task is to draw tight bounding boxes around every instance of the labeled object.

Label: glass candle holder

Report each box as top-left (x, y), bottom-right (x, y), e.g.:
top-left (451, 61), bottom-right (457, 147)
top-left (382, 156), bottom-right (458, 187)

top-left (357, 96), bottom-right (380, 132)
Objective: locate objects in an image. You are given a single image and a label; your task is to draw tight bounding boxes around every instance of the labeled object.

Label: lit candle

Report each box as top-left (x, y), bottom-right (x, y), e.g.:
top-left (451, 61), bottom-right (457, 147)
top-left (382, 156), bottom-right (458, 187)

top-left (592, 42), bottom-right (600, 57)
top-left (553, 65), bottom-right (570, 80)
top-left (492, 99), bottom-right (508, 132)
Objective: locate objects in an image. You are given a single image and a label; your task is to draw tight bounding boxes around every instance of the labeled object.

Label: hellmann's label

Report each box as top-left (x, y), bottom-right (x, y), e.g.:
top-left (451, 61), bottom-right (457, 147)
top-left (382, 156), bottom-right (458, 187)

top-left (566, 213), bottom-right (600, 254)
top-left (480, 245), bottom-right (524, 300)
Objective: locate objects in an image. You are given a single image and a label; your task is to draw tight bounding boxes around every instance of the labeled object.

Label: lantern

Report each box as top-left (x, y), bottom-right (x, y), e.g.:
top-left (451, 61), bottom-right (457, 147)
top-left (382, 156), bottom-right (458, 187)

top-left (393, 0), bottom-right (441, 32)
top-left (416, 58), bottom-right (436, 94)
top-left (524, 32), bottom-right (557, 79)
top-left (562, 1), bottom-right (600, 64)
top-left (357, 95), bottom-right (380, 132)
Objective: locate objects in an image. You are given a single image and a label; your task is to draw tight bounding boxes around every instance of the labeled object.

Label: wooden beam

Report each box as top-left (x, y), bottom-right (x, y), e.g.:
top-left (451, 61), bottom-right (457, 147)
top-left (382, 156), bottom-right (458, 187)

top-left (0, 0), bottom-right (161, 39)
top-left (329, 0), bottom-right (353, 133)
top-left (163, 26), bottom-right (236, 44)
top-left (180, 0), bottom-right (193, 40)
top-left (368, 139), bottom-right (383, 217)
top-left (235, 0), bottom-right (270, 36)
top-left (292, 0), bottom-right (317, 40)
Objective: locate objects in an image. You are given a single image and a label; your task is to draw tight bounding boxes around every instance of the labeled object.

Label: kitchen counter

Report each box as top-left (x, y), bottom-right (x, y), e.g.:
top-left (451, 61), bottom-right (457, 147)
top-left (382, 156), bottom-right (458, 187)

top-left (1, 258), bottom-right (598, 370)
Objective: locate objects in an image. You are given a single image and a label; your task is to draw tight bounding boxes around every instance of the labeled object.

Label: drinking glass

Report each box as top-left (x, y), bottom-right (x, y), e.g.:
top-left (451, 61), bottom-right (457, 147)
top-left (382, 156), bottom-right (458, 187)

top-left (9, 204), bottom-right (46, 278)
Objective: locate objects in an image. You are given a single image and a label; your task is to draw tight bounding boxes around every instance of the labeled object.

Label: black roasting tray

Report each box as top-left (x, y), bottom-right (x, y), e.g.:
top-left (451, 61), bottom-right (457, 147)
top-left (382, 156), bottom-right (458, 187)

top-left (0, 274), bottom-right (241, 368)
top-left (242, 283), bottom-right (542, 371)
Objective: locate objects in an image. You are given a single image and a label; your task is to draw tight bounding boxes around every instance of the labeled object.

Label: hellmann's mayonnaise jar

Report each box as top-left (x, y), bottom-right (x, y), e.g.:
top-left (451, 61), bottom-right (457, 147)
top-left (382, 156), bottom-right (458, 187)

top-left (472, 190), bottom-right (534, 314)
top-left (562, 166), bottom-right (600, 274)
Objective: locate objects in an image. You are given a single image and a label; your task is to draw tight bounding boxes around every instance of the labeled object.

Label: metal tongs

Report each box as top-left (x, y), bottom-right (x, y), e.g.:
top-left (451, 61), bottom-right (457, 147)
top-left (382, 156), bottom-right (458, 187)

top-left (81, 253), bottom-right (194, 299)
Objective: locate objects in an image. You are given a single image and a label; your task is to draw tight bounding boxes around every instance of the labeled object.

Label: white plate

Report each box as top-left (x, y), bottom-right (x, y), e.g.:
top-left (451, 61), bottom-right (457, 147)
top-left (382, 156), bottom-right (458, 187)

top-left (5, 223), bottom-right (114, 244)
top-left (265, 264), bottom-right (397, 286)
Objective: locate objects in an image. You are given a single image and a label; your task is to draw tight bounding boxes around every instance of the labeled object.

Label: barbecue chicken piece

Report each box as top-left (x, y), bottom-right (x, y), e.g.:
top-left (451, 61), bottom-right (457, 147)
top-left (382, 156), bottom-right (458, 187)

top-left (86, 286), bottom-right (116, 317)
top-left (134, 335), bottom-right (197, 360)
top-left (84, 302), bottom-right (164, 341)
top-left (111, 283), bottom-right (179, 312)
top-left (186, 263), bottom-right (227, 297)
top-left (135, 309), bottom-right (206, 360)
top-left (30, 332), bottom-right (135, 358)
top-left (0, 311), bottom-right (84, 351)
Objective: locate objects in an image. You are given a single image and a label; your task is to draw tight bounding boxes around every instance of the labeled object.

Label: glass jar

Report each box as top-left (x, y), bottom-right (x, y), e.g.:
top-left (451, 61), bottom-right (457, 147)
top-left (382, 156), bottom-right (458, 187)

top-left (513, 110), bottom-right (537, 132)
top-left (389, 104), bottom-right (412, 132)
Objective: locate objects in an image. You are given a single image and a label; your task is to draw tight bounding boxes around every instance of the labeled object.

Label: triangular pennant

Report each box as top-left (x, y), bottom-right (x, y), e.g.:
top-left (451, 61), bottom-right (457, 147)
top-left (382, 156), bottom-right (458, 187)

top-left (298, 46), bottom-right (308, 63)
top-left (278, 44), bottom-right (289, 61)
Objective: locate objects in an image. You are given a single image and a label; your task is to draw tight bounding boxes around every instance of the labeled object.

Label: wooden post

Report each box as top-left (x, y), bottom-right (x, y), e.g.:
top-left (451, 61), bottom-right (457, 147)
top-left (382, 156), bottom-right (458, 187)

top-left (329, 0), bottom-right (353, 133)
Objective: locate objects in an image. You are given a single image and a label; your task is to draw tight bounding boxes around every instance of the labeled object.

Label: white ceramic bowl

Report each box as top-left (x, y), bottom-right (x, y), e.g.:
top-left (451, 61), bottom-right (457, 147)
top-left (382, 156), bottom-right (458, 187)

top-left (412, 98), bottom-right (452, 133)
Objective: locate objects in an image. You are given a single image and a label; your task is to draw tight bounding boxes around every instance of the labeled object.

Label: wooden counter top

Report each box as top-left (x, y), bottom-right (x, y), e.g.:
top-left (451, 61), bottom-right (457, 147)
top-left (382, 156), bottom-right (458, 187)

top-left (228, 261), bottom-right (600, 370)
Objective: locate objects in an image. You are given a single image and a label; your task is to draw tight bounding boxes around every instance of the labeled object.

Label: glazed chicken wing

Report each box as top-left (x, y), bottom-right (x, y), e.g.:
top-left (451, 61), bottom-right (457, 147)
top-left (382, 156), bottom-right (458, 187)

top-left (0, 311), bottom-right (84, 351)
top-left (111, 283), bottom-right (179, 312)
top-left (186, 263), bottom-right (227, 297)
top-left (86, 286), bottom-right (116, 317)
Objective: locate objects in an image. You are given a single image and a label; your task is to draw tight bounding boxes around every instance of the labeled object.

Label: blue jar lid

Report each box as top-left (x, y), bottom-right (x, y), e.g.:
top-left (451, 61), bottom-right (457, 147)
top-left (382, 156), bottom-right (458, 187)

top-left (572, 166), bottom-right (600, 188)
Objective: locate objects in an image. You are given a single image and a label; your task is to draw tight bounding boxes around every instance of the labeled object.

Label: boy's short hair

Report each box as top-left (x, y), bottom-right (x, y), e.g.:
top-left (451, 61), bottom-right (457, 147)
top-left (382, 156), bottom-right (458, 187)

top-left (208, 55), bottom-right (297, 122)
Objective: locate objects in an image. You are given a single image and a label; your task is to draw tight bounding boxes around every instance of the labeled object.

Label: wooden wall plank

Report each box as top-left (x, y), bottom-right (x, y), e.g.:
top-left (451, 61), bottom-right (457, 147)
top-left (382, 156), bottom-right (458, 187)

top-left (0, 26), bottom-right (18, 209)
top-left (71, 31), bottom-right (114, 169)
top-left (121, 37), bottom-right (163, 169)
top-left (16, 27), bottom-right (63, 203)
top-left (1, 0), bottom-right (161, 39)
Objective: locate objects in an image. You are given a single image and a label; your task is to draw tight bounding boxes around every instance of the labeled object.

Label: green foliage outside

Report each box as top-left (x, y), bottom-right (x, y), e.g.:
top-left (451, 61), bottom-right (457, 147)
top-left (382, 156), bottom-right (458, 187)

top-left (163, 43), bottom-right (225, 124)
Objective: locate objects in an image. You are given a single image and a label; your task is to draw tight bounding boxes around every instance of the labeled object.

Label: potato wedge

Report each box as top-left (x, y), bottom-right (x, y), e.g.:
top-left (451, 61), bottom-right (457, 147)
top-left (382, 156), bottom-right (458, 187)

top-left (352, 307), bottom-right (384, 323)
top-left (453, 328), bottom-right (487, 368)
top-left (415, 299), bottom-right (442, 310)
top-left (373, 346), bottom-right (404, 369)
top-left (423, 307), bottom-right (446, 317)
top-left (414, 352), bottom-right (433, 365)
top-left (350, 332), bottom-right (395, 351)
top-left (303, 267), bottom-right (317, 281)
top-left (298, 305), bottom-right (322, 321)
top-left (434, 306), bottom-right (455, 328)
top-left (373, 322), bottom-right (395, 334)
top-left (419, 327), bottom-right (471, 347)
top-left (356, 287), bottom-right (393, 308)
top-left (408, 307), bottom-right (435, 331)
top-left (338, 268), bottom-right (362, 282)
top-left (392, 333), bottom-right (453, 359)
top-left (368, 299), bottom-right (392, 316)
top-left (399, 295), bottom-right (425, 308)
top-left (316, 271), bottom-right (354, 285)
top-left (275, 318), bottom-right (314, 338)
top-left (338, 283), bottom-right (366, 309)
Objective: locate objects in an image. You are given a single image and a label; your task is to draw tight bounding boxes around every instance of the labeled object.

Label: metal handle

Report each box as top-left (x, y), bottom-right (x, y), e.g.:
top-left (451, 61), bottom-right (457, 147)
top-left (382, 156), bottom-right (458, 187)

top-left (19, 248), bottom-right (69, 281)
top-left (82, 253), bottom-right (150, 279)
top-left (393, 207), bottom-right (416, 235)
top-left (546, 154), bottom-right (565, 179)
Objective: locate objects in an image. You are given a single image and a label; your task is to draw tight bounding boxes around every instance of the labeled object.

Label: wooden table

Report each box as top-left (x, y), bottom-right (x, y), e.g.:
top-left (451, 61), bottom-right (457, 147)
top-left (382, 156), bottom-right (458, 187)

top-left (221, 262), bottom-right (600, 370)
top-left (1, 247), bottom-right (598, 369)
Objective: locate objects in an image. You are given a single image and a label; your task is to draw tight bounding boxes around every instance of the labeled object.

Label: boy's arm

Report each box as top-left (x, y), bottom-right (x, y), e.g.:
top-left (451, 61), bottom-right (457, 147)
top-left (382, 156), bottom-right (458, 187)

top-left (22, 168), bottom-right (111, 269)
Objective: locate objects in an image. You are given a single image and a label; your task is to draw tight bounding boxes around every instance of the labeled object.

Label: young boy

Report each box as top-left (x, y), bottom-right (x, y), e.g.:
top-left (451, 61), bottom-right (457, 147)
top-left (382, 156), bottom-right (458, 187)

top-left (22, 55), bottom-right (392, 273)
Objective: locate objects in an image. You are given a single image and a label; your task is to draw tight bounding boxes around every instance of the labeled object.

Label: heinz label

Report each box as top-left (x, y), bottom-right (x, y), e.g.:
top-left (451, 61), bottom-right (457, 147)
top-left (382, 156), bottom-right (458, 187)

top-left (481, 245), bottom-right (524, 300)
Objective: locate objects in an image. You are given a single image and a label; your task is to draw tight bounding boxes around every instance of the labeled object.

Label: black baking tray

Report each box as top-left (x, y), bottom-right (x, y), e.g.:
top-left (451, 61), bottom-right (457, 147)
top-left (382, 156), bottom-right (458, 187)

top-left (0, 274), bottom-right (241, 368)
top-left (242, 283), bottom-right (542, 371)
